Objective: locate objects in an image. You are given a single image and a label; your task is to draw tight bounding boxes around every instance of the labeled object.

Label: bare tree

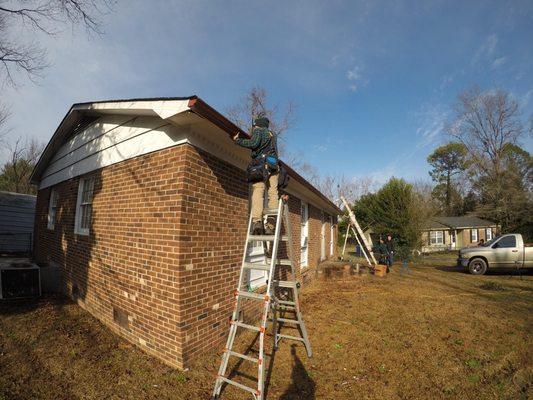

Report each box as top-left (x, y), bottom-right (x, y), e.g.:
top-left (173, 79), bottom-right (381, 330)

top-left (297, 166), bottom-right (373, 205)
top-left (447, 87), bottom-right (524, 177)
top-left (0, 102), bottom-right (9, 132)
top-left (411, 179), bottom-right (439, 221)
top-left (320, 175), bottom-right (374, 205)
top-left (0, 0), bottom-right (114, 87)
top-left (226, 85), bottom-right (296, 155)
top-left (0, 137), bottom-right (44, 194)
top-left (446, 87), bottom-right (531, 231)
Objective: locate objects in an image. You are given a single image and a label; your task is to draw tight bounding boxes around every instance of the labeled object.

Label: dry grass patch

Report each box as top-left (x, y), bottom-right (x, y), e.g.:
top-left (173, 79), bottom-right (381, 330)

top-left (0, 259), bottom-right (531, 399)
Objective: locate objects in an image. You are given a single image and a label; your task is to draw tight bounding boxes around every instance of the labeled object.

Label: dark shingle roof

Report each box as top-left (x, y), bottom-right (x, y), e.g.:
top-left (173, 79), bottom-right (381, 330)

top-left (423, 216), bottom-right (497, 230)
top-left (422, 219), bottom-right (449, 230)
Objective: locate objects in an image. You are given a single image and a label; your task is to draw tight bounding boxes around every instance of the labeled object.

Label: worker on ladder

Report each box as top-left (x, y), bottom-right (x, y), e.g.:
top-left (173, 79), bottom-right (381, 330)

top-left (234, 114), bottom-right (287, 236)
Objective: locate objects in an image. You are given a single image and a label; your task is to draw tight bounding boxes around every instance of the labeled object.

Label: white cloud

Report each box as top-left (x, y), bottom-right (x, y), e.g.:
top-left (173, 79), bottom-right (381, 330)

top-left (491, 56), bottom-right (506, 69)
top-left (346, 65), bottom-right (367, 92)
top-left (439, 74), bottom-right (454, 91)
top-left (519, 89), bottom-right (533, 108)
top-left (347, 67), bottom-right (362, 81)
top-left (485, 34), bottom-right (498, 55)
top-left (472, 33), bottom-right (498, 65)
top-left (414, 103), bottom-right (448, 149)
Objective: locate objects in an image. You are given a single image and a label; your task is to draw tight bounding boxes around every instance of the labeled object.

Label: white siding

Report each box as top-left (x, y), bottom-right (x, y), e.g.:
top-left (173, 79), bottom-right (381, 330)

top-left (39, 116), bottom-right (189, 189)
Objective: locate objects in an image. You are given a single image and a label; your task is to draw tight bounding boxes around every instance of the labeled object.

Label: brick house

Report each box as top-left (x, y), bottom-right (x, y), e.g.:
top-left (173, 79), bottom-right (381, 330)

top-left (421, 216), bottom-right (498, 253)
top-left (30, 97), bottom-right (341, 369)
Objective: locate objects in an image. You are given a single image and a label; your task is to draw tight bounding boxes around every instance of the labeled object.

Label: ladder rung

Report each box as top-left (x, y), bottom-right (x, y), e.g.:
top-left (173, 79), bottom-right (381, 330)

top-left (277, 317), bottom-right (300, 324)
top-left (232, 321), bottom-right (260, 332)
top-left (226, 350), bottom-right (259, 363)
top-left (276, 333), bottom-right (305, 342)
top-left (275, 280), bottom-right (297, 288)
top-left (236, 291), bottom-right (267, 301)
top-left (276, 304), bottom-right (296, 310)
top-left (248, 235), bottom-right (288, 242)
top-left (218, 376), bottom-right (258, 395)
top-left (242, 262), bottom-right (271, 271)
top-left (278, 300), bottom-right (296, 305)
top-left (267, 258), bottom-right (291, 266)
top-left (263, 208), bottom-right (279, 215)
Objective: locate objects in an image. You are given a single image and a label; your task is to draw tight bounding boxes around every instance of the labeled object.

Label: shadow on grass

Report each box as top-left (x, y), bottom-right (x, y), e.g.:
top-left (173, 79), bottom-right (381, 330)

top-left (279, 345), bottom-right (316, 400)
top-left (0, 294), bottom-right (70, 317)
top-left (219, 334), bottom-right (315, 400)
top-left (435, 265), bottom-right (533, 277)
top-left (0, 297), bottom-right (79, 400)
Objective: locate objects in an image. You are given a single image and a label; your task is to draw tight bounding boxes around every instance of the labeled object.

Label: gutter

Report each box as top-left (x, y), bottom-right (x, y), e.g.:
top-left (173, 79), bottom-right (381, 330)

top-left (188, 98), bottom-right (340, 214)
top-left (188, 98), bottom-right (250, 139)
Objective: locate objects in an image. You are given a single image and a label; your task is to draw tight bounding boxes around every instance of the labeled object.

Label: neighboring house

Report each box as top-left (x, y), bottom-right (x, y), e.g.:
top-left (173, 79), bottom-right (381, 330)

top-left (421, 216), bottom-right (498, 253)
top-left (0, 191), bottom-right (36, 254)
top-left (30, 96), bottom-right (341, 369)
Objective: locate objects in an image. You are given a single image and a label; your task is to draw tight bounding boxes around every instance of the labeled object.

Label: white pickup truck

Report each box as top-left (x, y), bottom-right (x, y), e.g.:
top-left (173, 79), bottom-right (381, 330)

top-left (457, 233), bottom-right (533, 275)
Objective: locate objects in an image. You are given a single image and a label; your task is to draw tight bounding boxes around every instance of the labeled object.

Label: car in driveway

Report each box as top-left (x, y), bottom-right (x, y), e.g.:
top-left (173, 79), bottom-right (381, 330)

top-left (457, 233), bottom-right (533, 275)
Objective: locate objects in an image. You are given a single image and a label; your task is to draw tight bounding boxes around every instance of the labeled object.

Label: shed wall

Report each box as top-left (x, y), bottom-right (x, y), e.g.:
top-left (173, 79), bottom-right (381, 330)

top-left (0, 192), bottom-right (36, 253)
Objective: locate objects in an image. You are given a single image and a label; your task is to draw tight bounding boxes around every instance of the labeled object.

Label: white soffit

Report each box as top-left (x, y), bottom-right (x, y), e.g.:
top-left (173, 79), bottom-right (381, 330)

top-left (73, 99), bottom-right (191, 119)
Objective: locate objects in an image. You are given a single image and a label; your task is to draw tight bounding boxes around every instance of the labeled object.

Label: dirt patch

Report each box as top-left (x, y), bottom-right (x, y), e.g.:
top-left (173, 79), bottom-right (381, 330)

top-left (0, 260), bottom-right (532, 400)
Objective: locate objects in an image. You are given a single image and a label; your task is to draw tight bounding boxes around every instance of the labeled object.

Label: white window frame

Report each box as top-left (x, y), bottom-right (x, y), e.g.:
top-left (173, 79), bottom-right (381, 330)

top-left (247, 241), bottom-right (267, 289)
top-left (47, 188), bottom-right (58, 230)
top-left (471, 228), bottom-right (478, 243)
top-left (486, 228), bottom-right (492, 241)
top-left (430, 230), bottom-right (444, 245)
top-left (320, 212), bottom-right (326, 261)
top-left (300, 202), bottom-right (309, 268)
top-left (75, 176), bottom-right (95, 236)
top-left (330, 216), bottom-right (334, 256)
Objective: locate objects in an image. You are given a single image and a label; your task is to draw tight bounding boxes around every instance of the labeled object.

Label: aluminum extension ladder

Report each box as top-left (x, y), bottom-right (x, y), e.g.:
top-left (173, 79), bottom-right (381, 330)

top-left (212, 197), bottom-right (312, 400)
top-left (340, 195), bottom-right (378, 267)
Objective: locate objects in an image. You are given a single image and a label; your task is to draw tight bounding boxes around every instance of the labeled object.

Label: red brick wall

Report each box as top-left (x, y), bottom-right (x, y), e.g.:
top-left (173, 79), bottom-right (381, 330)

top-left (34, 143), bottom-right (338, 369)
top-left (34, 145), bottom-right (187, 367)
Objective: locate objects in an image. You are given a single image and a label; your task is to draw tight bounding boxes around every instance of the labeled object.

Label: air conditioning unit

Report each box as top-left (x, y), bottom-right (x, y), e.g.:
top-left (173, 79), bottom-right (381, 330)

top-left (0, 261), bottom-right (41, 299)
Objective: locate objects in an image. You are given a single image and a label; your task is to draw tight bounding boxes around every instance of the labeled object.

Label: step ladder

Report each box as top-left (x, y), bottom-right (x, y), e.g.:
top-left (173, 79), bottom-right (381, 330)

top-left (212, 197), bottom-right (312, 400)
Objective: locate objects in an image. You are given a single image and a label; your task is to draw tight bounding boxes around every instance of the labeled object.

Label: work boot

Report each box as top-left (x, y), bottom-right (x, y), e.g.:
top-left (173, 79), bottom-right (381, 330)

top-left (264, 216), bottom-right (277, 235)
top-left (252, 221), bottom-right (264, 235)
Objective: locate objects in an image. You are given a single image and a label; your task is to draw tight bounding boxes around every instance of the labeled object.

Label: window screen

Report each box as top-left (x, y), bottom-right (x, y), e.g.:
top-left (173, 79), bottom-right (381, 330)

top-left (75, 177), bottom-right (95, 235)
top-left (47, 189), bottom-right (58, 230)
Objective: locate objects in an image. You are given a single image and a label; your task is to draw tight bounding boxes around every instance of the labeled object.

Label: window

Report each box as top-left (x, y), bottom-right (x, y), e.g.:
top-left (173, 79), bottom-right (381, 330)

top-left (430, 231), bottom-right (444, 245)
top-left (47, 189), bottom-right (58, 230)
top-left (247, 240), bottom-right (267, 289)
top-left (75, 177), bottom-right (95, 235)
top-left (470, 229), bottom-right (478, 243)
top-left (486, 228), bottom-right (492, 241)
top-left (493, 235), bottom-right (516, 248)
top-left (330, 216), bottom-right (334, 256)
top-left (300, 202), bottom-right (309, 268)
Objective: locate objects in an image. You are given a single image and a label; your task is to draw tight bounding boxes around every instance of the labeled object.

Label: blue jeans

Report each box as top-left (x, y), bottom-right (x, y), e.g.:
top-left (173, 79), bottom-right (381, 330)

top-left (387, 253), bottom-right (394, 268)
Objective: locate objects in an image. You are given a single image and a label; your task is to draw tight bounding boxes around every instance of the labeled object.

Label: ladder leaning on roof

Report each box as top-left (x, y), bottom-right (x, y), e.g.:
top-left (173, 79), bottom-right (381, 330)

top-left (340, 195), bottom-right (378, 268)
top-left (212, 197), bottom-right (312, 400)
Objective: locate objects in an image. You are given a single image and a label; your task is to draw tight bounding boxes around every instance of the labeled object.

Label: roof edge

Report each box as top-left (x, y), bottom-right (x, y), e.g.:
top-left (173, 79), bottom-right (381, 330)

top-left (188, 98), bottom-right (250, 139)
top-left (31, 96), bottom-right (341, 215)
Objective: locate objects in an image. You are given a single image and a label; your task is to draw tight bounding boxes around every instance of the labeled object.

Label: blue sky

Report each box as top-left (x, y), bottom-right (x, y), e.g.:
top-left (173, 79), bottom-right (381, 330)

top-left (3, 0), bottom-right (533, 184)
